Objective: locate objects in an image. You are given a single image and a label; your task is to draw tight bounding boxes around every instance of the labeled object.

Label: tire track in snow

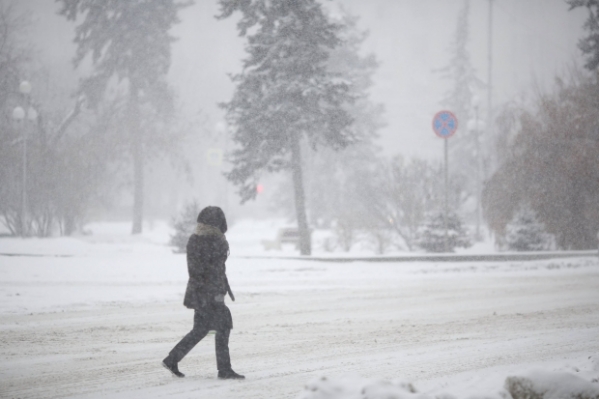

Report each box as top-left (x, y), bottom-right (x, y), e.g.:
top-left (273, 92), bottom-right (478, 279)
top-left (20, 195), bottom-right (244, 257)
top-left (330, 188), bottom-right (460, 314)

top-left (1, 271), bottom-right (599, 398)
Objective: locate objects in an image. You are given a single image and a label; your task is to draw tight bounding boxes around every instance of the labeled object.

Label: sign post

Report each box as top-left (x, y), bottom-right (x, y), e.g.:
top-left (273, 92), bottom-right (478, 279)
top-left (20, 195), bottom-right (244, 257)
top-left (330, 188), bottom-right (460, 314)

top-left (432, 110), bottom-right (458, 252)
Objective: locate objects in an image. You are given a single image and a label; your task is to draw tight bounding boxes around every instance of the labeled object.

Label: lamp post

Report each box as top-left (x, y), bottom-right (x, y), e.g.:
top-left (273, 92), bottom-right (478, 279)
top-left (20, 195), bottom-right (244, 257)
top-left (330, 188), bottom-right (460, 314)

top-left (12, 80), bottom-right (37, 237)
top-left (467, 96), bottom-right (485, 241)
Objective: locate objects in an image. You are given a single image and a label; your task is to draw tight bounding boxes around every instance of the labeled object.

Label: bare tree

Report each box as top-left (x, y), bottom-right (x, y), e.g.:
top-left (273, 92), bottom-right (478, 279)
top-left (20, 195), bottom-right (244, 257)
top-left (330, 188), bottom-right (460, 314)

top-left (483, 71), bottom-right (599, 249)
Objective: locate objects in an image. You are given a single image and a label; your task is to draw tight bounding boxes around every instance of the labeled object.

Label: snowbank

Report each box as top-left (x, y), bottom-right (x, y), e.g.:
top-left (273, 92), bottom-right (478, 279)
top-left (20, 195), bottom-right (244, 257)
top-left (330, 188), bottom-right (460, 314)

top-left (297, 369), bottom-right (599, 399)
top-left (298, 376), bottom-right (420, 399)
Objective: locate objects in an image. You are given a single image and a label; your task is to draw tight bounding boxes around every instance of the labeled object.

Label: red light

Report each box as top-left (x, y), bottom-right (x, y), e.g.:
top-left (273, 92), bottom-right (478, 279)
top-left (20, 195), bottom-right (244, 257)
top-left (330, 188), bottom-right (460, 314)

top-left (256, 184), bottom-right (264, 194)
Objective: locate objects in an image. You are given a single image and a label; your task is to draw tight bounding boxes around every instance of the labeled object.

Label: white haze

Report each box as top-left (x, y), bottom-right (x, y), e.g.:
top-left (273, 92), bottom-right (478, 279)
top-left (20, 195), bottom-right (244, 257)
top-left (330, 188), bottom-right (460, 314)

top-left (14, 0), bottom-right (587, 218)
top-left (22, 0), bottom-right (586, 157)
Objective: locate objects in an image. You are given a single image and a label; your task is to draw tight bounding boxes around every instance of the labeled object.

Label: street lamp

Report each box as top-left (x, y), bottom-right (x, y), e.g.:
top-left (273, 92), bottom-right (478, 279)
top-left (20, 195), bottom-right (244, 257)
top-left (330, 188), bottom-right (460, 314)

top-left (12, 80), bottom-right (37, 237)
top-left (468, 96), bottom-right (485, 241)
top-left (19, 80), bottom-right (32, 95)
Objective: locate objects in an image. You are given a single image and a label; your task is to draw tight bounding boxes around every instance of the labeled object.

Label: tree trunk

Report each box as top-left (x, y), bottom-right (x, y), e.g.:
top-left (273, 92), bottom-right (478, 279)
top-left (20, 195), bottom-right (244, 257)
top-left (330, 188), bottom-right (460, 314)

top-left (290, 132), bottom-right (311, 255)
top-left (130, 85), bottom-right (144, 235)
top-left (64, 215), bottom-right (75, 237)
top-left (132, 143), bottom-right (144, 234)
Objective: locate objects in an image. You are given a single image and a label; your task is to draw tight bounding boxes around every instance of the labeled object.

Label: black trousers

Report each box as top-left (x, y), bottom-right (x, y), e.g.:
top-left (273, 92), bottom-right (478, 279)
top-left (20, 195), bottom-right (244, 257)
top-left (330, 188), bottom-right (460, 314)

top-left (168, 310), bottom-right (231, 371)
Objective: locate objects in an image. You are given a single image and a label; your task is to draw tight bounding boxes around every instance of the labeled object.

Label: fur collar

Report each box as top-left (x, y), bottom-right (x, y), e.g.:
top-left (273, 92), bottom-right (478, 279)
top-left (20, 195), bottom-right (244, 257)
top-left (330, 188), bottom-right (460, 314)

top-left (195, 222), bottom-right (224, 238)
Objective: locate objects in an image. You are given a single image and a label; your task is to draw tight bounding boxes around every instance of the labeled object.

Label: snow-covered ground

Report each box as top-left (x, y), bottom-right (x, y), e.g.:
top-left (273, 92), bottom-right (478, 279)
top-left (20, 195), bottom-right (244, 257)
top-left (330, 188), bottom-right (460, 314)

top-left (1, 220), bottom-right (598, 398)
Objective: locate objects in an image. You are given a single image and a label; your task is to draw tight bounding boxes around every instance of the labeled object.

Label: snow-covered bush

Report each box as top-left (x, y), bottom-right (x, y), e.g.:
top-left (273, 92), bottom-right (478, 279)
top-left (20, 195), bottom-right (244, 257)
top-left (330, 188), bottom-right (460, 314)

top-left (505, 205), bottom-right (551, 251)
top-left (297, 376), bottom-right (422, 399)
top-left (169, 200), bottom-right (201, 253)
top-left (506, 371), bottom-right (599, 399)
top-left (364, 227), bottom-right (394, 255)
top-left (416, 212), bottom-right (471, 253)
top-left (332, 217), bottom-right (359, 252)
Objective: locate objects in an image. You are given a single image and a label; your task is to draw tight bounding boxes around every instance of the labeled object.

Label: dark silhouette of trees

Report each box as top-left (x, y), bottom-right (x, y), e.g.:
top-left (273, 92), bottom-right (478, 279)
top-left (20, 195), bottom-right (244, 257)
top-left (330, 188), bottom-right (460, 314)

top-left (0, 2), bottom-right (88, 236)
top-left (485, 3), bottom-right (599, 250)
top-left (483, 72), bottom-right (599, 249)
top-left (58, 0), bottom-right (190, 234)
top-left (484, 2), bottom-right (599, 250)
top-left (0, 1), bottom-right (33, 235)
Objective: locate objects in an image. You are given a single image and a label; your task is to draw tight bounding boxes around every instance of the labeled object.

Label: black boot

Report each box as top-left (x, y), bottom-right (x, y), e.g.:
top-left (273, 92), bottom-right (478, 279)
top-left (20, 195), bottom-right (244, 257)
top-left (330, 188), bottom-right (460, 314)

top-left (162, 356), bottom-right (185, 378)
top-left (218, 369), bottom-right (245, 380)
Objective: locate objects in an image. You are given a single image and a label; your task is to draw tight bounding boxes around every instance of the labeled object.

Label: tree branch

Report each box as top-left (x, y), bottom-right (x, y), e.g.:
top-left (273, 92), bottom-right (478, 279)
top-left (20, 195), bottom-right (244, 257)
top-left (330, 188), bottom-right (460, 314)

top-left (52, 95), bottom-right (85, 144)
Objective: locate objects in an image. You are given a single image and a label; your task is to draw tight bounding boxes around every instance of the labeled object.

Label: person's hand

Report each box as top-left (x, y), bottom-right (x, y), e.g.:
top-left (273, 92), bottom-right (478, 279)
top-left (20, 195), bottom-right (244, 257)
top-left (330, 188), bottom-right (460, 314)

top-left (214, 294), bottom-right (225, 302)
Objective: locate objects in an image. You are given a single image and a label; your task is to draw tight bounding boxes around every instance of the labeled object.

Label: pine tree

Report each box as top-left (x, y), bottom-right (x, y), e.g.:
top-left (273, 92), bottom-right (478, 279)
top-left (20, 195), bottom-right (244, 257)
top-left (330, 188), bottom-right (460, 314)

top-left (417, 211), bottom-right (471, 253)
top-left (567, 0), bottom-right (599, 71)
top-left (505, 205), bottom-right (550, 251)
top-left (437, 0), bottom-right (485, 225)
top-left (58, 0), bottom-right (190, 234)
top-left (218, 0), bottom-right (355, 255)
top-left (438, 0), bottom-right (481, 125)
top-left (169, 199), bottom-right (201, 253)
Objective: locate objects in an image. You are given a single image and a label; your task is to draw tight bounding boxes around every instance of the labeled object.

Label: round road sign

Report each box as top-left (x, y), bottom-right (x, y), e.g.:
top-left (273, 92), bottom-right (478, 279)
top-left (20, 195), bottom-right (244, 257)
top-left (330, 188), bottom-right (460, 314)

top-left (432, 110), bottom-right (458, 139)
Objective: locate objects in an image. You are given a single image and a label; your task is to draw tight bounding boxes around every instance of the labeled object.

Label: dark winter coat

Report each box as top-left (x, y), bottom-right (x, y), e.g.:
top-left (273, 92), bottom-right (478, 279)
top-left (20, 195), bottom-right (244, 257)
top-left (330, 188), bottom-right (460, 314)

top-left (183, 223), bottom-right (233, 330)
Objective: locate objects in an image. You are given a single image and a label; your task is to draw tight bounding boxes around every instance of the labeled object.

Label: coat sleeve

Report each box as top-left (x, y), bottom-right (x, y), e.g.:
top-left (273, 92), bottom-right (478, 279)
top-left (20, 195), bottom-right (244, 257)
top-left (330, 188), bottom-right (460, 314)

top-left (186, 236), bottom-right (206, 281)
top-left (184, 236), bottom-right (208, 309)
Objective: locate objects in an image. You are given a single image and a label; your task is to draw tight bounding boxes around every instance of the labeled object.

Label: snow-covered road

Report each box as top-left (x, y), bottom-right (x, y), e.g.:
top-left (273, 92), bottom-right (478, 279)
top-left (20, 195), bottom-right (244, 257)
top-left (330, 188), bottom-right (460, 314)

top-left (1, 239), bottom-right (598, 398)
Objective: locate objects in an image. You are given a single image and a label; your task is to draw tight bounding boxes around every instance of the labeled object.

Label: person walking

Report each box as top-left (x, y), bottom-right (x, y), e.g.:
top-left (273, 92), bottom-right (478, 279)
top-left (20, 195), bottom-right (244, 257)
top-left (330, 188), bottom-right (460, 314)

top-left (162, 206), bottom-right (245, 380)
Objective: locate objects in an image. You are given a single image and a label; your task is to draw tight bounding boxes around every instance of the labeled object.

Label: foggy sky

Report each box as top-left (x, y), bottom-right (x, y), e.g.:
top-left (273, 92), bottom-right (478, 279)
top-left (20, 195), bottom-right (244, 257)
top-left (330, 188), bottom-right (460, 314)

top-left (21, 0), bottom-right (586, 162)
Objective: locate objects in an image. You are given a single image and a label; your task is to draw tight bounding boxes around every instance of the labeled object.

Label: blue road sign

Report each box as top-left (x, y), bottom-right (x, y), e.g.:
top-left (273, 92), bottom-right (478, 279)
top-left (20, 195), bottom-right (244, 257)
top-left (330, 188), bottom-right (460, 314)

top-left (432, 110), bottom-right (458, 139)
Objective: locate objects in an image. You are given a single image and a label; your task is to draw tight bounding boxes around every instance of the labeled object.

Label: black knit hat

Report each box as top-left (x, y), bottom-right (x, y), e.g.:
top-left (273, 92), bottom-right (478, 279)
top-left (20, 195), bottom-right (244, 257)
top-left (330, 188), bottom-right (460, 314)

top-left (197, 206), bottom-right (228, 234)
